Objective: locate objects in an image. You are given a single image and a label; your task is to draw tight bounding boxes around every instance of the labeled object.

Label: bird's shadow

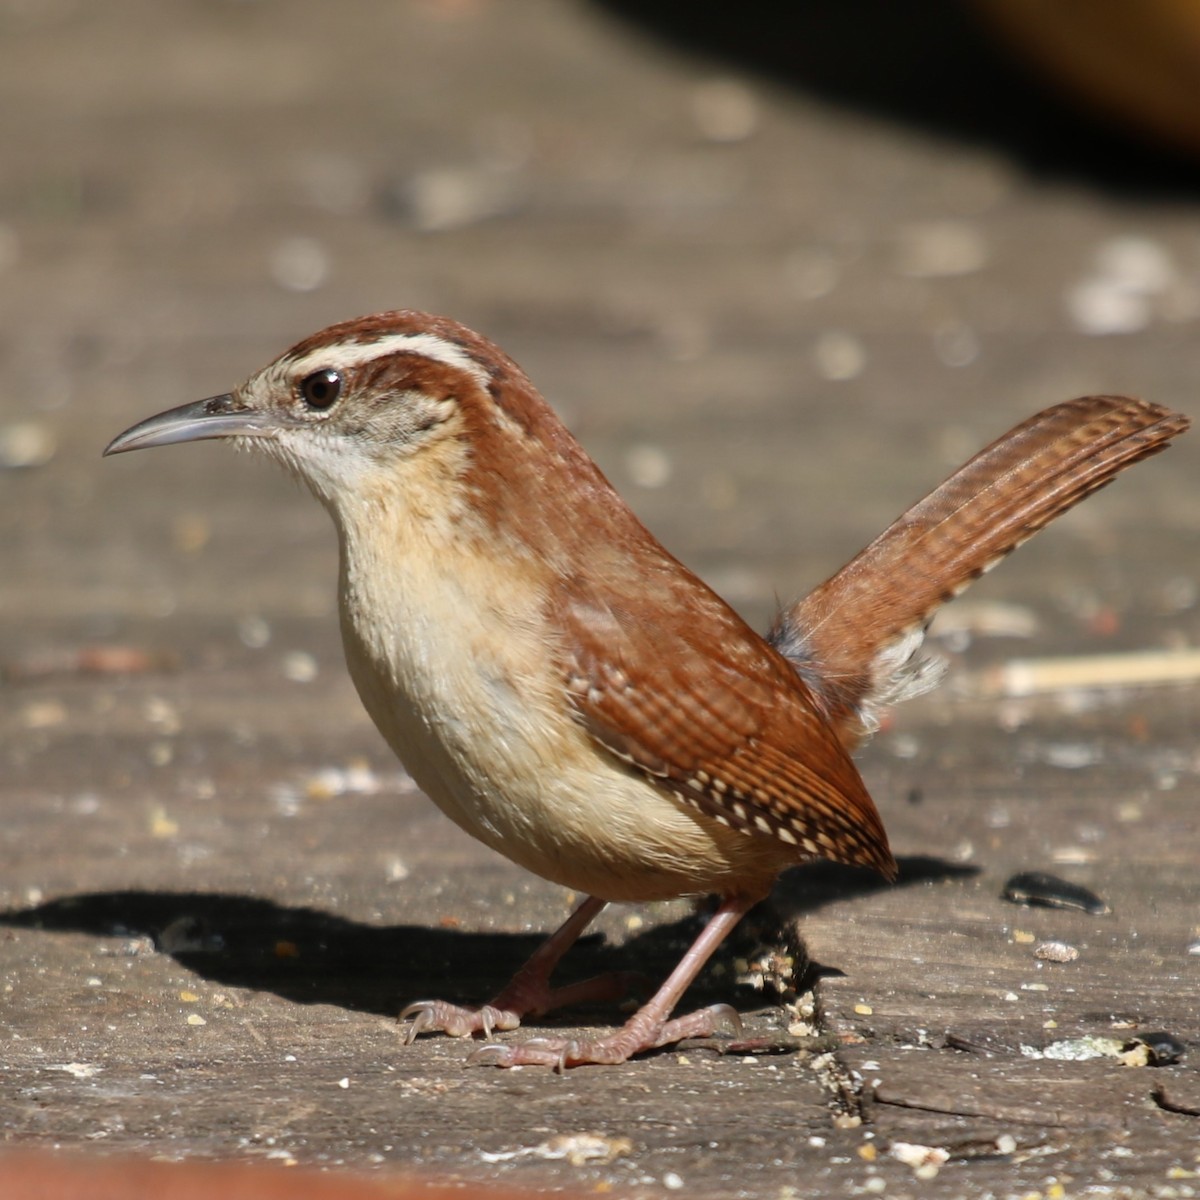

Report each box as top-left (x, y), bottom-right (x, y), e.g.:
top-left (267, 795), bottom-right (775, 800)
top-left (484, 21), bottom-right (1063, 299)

top-left (0, 856), bottom-right (974, 1022)
top-left (593, 0), bottom-right (1200, 195)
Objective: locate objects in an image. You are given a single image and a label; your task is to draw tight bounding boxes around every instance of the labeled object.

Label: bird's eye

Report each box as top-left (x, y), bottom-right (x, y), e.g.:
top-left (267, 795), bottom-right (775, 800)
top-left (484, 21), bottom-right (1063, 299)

top-left (298, 368), bottom-right (342, 411)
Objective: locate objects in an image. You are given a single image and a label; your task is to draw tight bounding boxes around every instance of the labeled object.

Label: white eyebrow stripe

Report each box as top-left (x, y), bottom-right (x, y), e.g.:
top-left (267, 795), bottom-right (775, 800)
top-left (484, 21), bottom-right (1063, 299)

top-left (286, 331), bottom-right (491, 386)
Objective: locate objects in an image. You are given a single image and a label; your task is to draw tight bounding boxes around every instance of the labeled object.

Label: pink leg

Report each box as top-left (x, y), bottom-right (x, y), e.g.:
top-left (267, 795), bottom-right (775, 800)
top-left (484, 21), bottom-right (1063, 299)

top-left (470, 893), bottom-right (757, 1069)
top-left (400, 895), bottom-right (640, 1041)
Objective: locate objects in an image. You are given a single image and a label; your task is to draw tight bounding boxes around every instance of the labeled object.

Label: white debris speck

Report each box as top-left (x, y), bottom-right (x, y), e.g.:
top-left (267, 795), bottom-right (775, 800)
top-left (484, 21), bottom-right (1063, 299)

top-left (282, 651), bottom-right (318, 683)
top-left (482, 1133), bottom-right (631, 1167)
top-left (1028, 1036), bottom-right (1124, 1061)
top-left (54, 1063), bottom-right (102, 1079)
top-left (1035, 940), bottom-right (1079, 963)
top-left (21, 700), bottom-right (66, 730)
top-left (269, 236), bottom-right (330, 293)
top-left (304, 761), bottom-right (381, 799)
top-left (337, 1077), bottom-right (350, 1089)
top-left (625, 444), bottom-right (672, 489)
top-left (404, 166), bottom-right (520, 233)
top-left (662, 1171), bottom-right (685, 1190)
top-left (185, 1014), bottom-right (206, 1026)
top-left (237, 615), bottom-right (272, 649)
top-left (888, 733), bottom-right (921, 759)
top-left (1041, 742), bottom-right (1103, 770)
top-left (1066, 279), bottom-right (1149, 336)
top-left (889, 1142), bottom-right (949, 1176)
top-left (0, 420), bottom-right (56, 469)
top-left (1095, 235), bottom-right (1177, 292)
top-left (1065, 235), bottom-right (1178, 336)
top-left (813, 330), bottom-right (866, 381)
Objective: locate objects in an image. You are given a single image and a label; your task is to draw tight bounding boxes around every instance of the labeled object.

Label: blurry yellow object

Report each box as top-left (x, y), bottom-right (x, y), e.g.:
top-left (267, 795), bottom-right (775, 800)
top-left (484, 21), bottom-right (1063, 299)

top-left (975, 0), bottom-right (1200, 156)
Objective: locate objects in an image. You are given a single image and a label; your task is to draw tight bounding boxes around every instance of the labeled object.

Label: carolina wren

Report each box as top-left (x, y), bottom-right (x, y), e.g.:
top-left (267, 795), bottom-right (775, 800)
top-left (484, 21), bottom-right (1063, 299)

top-left (105, 311), bottom-right (1188, 1068)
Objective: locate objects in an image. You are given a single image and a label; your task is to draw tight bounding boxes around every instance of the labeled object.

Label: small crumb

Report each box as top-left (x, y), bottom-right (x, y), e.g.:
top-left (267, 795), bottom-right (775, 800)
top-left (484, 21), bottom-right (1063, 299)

top-left (624, 913), bottom-right (645, 932)
top-left (0, 420), bottom-right (56, 469)
top-left (833, 1114), bottom-right (862, 1130)
top-left (178, 991), bottom-right (199, 1003)
top-left (54, 1063), bottom-right (101, 1079)
top-left (1012, 929), bottom-right (1036, 944)
top-left (864, 1177), bottom-right (887, 1194)
top-left (274, 940), bottom-right (300, 959)
top-left (282, 651), bottom-right (318, 683)
top-left (535, 1134), bottom-right (631, 1166)
top-left (662, 1172), bottom-right (684, 1191)
top-left (149, 807), bottom-right (179, 838)
top-left (890, 1142), bottom-right (949, 1176)
top-left (172, 514), bottom-right (211, 554)
top-left (857, 1143), bottom-right (877, 1161)
top-left (21, 699), bottom-right (67, 729)
top-left (237, 615), bottom-right (272, 649)
top-left (1035, 941), bottom-right (1080, 963)
top-left (186, 1014), bottom-right (207, 1027)
top-left (147, 741), bottom-right (174, 767)
top-left (269, 236), bottom-right (329, 293)
top-left (813, 330), bottom-right (866, 381)
top-left (854, 1003), bottom-right (873, 1016)
top-left (337, 1077), bottom-right (350, 1089)
top-left (624, 444), bottom-right (672, 489)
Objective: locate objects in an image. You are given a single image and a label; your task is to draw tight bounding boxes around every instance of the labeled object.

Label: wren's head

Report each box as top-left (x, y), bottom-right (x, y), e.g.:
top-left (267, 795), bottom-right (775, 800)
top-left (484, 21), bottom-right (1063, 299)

top-left (104, 311), bottom-right (593, 521)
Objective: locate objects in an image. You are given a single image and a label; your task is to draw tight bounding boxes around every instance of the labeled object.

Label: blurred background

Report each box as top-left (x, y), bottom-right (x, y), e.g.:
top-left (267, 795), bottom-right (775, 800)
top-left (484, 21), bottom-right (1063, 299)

top-left (3, 0), bottom-right (1199, 643)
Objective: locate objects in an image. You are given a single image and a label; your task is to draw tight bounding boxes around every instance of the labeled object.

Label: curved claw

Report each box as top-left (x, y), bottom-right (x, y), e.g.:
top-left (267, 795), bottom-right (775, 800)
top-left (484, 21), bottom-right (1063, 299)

top-left (708, 1003), bottom-right (743, 1038)
top-left (466, 1042), bottom-right (516, 1068)
top-left (467, 1037), bottom-right (581, 1070)
top-left (398, 1001), bottom-right (436, 1046)
top-left (398, 999), bottom-right (513, 1042)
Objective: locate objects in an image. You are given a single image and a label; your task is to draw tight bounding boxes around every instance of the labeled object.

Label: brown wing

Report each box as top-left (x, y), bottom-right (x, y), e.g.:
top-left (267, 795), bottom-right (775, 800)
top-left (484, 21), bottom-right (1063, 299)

top-left (555, 568), bottom-right (896, 880)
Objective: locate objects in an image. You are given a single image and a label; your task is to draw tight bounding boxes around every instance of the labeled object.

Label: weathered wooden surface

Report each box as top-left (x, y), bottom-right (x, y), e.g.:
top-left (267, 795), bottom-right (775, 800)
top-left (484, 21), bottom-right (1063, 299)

top-left (1, 2), bottom-right (1198, 1196)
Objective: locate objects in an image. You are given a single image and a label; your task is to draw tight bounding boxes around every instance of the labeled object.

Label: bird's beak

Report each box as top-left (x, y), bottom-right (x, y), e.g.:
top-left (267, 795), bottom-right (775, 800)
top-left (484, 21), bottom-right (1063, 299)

top-left (103, 393), bottom-right (276, 456)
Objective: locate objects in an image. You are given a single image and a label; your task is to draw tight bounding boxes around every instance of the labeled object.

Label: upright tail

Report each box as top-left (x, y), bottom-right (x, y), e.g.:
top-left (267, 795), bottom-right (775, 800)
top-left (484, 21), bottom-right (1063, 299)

top-left (770, 395), bottom-right (1189, 747)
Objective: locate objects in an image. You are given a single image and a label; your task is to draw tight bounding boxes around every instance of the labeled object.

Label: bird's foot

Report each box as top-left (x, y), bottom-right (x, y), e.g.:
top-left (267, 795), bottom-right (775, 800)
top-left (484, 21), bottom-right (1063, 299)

top-left (399, 970), bottom-right (645, 1044)
top-left (399, 999), bottom-right (520, 1042)
top-left (467, 1002), bottom-right (741, 1069)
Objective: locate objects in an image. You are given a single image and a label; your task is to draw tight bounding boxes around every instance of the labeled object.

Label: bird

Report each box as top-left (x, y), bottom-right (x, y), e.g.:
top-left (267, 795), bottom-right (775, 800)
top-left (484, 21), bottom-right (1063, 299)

top-left (104, 310), bottom-right (1189, 1068)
